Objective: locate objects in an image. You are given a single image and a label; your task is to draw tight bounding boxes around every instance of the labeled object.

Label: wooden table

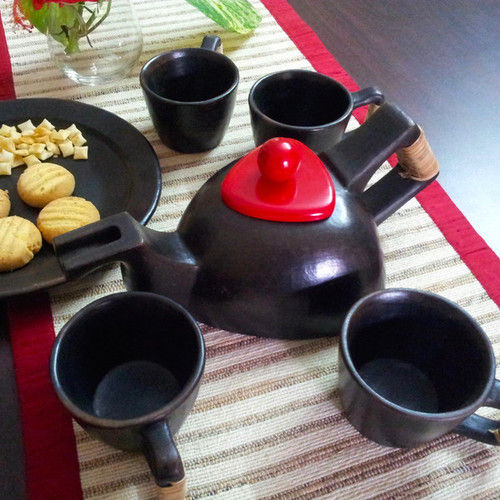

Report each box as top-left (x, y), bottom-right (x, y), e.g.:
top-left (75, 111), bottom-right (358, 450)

top-left (288, 0), bottom-right (500, 255)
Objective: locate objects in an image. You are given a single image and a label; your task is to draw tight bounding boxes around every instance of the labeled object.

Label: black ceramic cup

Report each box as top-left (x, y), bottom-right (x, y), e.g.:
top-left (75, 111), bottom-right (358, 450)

top-left (50, 292), bottom-right (205, 494)
top-left (248, 69), bottom-right (384, 152)
top-left (339, 289), bottom-right (500, 448)
top-left (140, 35), bottom-right (239, 153)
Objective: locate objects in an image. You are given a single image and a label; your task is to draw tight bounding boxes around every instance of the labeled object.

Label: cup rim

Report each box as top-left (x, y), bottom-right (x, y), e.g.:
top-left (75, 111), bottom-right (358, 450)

top-left (248, 69), bottom-right (353, 131)
top-left (340, 288), bottom-right (496, 420)
top-left (50, 291), bottom-right (206, 429)
top-left (139, 47), bottom-right (239, 106)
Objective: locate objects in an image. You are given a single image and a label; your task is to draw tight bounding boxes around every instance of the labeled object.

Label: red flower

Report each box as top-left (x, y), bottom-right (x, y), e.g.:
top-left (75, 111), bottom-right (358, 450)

top-left (13, 0), bottom-right (99, 31)
top-left (32, 0), bottom-right (98, 9)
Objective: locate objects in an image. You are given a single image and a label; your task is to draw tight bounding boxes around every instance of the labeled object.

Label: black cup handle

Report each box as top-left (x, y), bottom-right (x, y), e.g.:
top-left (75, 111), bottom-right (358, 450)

top-left (351, 87), bottom-right (384, 109)
top-left (141, 420), bottom-right (186, 493)
top-left (201, 35), bottom-right (222, 53)
top-left (454, 379), bottom-right (500, 445)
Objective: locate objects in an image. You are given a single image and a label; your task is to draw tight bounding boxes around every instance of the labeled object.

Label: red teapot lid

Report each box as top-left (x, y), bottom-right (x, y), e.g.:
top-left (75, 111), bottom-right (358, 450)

top-left (221, 138), bottom-right (335, 222)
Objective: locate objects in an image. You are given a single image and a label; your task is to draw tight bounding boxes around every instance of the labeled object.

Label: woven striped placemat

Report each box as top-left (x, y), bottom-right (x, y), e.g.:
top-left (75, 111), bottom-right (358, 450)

top-left (1, 0), bottom-right (499, 498)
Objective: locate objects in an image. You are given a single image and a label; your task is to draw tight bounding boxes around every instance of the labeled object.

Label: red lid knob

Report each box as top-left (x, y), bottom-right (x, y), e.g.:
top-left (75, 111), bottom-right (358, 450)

top-left (257, 138), bottom-right (301, 183)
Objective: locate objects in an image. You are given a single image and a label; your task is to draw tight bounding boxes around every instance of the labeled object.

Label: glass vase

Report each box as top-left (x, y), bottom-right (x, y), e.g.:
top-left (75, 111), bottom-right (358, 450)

top-left (46, 0), bottom-right (143, 86)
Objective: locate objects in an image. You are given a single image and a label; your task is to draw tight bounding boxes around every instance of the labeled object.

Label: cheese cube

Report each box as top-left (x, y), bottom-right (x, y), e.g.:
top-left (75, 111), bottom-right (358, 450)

top-left (24, 155), bottom-right (41, 167)
top-left (73, 146), bottom-right (88, 160)
top-left (65, 124), bottom-right (79, 135)
top-left (0, 124), bottom-right (13, 137)
top-left (0, 137), bottom-right (16, 152)
top-left (0, 150), bottom-right (14, 163)
top-left (46, 142), bottom-right (60, 155)
top-left (39, 119), bottom-right (55, 130)
top-left (29, 143), bottom-right (45, 156)
top-left (39, 150), bottom-right (53, 161)
top-left (49, 130), bottom-right (66, 142)
top-left (17, 119), bottom-right (35, 132)
top-left (0, 162), bottom-right (12, 175)
top-left (59, 140), bottom-right (74, 157)
top-left (70, 133), bottom-right (86, 147)
top-left (12, 156), bottom-right (25, 168)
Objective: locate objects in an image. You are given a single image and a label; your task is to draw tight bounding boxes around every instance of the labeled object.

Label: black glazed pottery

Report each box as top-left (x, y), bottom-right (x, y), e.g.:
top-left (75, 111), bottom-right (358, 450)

top-left (339, 289), bottom-right (500, 447)
top-left (50, 292), bottom-right (205, 488)
top-left (53, 103), bottom-right (438, 339)
top-left (249, 69), bottom-right (384, 152)
top-left (140, 35), bottom-right (239, 153)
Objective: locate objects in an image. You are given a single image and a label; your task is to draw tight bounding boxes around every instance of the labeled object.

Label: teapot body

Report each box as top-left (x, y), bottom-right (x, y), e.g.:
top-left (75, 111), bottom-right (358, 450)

top-left (54, 103), bottom-right (438, 339)
top-left (175, 162), bottom-right (384, 338)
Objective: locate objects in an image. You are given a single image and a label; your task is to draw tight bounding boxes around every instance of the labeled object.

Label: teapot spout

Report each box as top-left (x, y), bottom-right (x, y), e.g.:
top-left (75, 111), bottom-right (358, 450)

top-left (54, 212), bottom-right (199, 308)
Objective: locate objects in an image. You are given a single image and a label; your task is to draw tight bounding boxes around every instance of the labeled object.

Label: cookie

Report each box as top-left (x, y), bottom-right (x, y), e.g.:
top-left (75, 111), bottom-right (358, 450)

top-left (0, 216), bottom-right (42, 272)
top-left (0, 190), bottom-right (10, 217)
top-left (17, 162), bottom-right (75, 208)
top-left (37, 196), bottom-right (100, 244)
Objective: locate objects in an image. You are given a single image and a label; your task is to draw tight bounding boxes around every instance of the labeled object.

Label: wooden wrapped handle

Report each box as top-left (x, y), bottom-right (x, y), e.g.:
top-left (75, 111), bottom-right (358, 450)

top-left (366, 104), bottom-right (439, 181)
top-left (366, 103), bottom-right (380, 120)
top-left (158, 477), bottom-right (186, 499)
top-left (397, 128), bottom-right (439, 181)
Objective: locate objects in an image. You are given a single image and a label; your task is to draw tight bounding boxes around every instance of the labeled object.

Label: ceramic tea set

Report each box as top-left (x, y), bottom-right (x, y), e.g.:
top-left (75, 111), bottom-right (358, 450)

top-left (48, 36), bottom-right (500, 497)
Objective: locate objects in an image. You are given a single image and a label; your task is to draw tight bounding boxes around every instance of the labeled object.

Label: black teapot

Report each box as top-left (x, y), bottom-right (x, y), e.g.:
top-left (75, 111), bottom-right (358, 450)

top-left (54, 103), bottom-right (438, 339)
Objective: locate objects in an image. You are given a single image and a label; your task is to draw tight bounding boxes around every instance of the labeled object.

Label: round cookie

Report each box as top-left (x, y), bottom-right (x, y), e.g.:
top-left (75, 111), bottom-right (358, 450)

top-left (17, 162), bottom-right (75, 208)
top-left (37, 196), bottom-right (100, 244)
top-left (0, 216), bottom-right (42, 272)
top-left (0, 190), bottom-right (10, 217)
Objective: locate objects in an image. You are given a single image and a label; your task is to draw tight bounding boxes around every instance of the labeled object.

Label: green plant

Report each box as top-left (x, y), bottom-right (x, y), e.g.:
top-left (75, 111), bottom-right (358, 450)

top-left (14, 0), bottom-right (262, 54)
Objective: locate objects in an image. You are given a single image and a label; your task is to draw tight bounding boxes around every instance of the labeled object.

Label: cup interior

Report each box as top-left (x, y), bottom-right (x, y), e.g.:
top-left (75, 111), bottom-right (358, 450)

top-left (141, 49), bottom-right (237, 102)
top-left (250, 71), bottom-right (351, 127)
top-left (53, 293), bottom-right (203, 421)
top-left (344, 290), bottom-right (492, 413)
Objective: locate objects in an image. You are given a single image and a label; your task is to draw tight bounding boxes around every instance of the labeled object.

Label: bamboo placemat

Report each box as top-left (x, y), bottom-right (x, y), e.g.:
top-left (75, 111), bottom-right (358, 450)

top-left (1, 0), bottom-right (499, 498)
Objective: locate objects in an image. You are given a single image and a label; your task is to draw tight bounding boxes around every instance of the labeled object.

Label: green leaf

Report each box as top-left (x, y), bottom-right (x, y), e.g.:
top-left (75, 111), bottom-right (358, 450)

top-left (185, 0), bottom-right (261, 34)
top-left (19, 0), bottom-right (77, 36)
top-left (19, 0), bottom-right (81, 52)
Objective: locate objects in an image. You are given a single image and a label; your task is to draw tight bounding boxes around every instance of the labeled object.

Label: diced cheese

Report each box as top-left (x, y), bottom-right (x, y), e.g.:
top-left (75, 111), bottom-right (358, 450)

top-left (0, 124), bottom-right (13, 137)
top-left (70, 133), bottom-right (86, 147)
top-left (0, 150), bottom-right (14, 163)
top-left (39, 150), bottom-right (53, 161)
top-left (17, 119), bottom-right (35, 132)
top-left (59, 140), bottom-right (74, 157)
top-left (12, 156), bottom-right (25, 168)
top-left (29, 143), bottom-right (46, 156)
top-left (24, 154), bottom-right (41, 167)
top-left (73, 146), bottom-right (88, 160)
top-left (65, 124), bottom-right (79, 135)
top-left (0, 162), bottom-right (12, 175)
top-left (39, 119), bottom-right (55, 130)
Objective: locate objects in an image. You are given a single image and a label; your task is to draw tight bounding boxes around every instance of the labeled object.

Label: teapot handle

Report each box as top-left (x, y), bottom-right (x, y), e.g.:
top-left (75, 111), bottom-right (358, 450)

top-left (53, 212), bottom-right (146, 280)
top-left (320, 103), bottom-right (439, 225)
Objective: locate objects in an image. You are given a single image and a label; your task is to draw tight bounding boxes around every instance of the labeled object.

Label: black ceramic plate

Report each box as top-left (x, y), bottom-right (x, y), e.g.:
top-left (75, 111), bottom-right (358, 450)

top-left (0, 98), bottom-right (161, 298)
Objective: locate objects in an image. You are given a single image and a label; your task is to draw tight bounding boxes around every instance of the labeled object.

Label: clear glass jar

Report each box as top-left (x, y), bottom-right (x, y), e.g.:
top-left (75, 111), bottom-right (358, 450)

top-left (46, 0), bottom-right (143, 86)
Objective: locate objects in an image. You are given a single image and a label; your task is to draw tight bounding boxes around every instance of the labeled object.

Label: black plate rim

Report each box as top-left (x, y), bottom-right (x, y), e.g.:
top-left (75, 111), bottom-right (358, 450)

top-left (0, 97), bottom-right (162, 298)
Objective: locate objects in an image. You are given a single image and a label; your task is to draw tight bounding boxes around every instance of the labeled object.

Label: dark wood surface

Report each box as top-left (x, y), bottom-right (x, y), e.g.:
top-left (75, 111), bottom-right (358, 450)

top-left (288, 0), bottom-right (500, 255)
